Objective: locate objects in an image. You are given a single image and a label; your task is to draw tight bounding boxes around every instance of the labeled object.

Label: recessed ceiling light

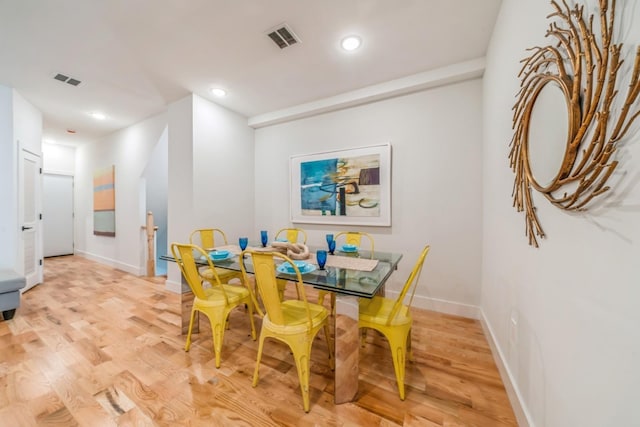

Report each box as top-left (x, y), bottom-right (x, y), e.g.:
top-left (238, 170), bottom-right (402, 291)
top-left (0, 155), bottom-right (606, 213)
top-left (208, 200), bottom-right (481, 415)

top-left (89, 112), bottom-right (106, 120)
top-left (211, 88), bottom-right (227, 97)
top-left (341, 35), bottom-right (362, 51)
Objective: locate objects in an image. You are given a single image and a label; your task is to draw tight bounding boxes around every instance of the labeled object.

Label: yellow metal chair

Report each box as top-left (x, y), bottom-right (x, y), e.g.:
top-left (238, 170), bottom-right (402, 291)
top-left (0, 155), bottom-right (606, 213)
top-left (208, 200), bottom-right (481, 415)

top-left (334, 231), bottom-right (375, 257)
top-left (171, 242), bottom-right (256, 368)
top-left (190, 228), bottom-right (243, 286)
top-left (358, 245), bottom-right (430, 400)
top-left (240, 250), bottom-right (334, 413)
top-left (318, 231), bottom-right (376, 309)
top-left (274, 227), bottom-right (308, 300)
top-left (275, 227), bottom-right (308, 244)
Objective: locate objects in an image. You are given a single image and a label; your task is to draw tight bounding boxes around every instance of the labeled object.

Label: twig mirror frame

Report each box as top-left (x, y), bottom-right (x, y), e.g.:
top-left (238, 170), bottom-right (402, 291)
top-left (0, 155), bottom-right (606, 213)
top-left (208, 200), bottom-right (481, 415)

top-left (510, 0), bottom-right (640, 247)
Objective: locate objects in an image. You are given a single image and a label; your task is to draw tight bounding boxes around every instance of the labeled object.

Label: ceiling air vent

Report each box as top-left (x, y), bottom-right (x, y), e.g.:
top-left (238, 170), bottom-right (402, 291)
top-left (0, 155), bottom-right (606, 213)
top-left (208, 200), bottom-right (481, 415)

top-left (53, 73), bottom-right (82, 86)
top-left (266, 24), bottom-right (300, 49)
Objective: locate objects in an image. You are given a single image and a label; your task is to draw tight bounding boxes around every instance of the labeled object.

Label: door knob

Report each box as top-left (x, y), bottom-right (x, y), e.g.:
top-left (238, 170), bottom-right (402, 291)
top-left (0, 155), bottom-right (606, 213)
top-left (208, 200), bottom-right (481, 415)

top-left (21, 226), bottom-right (33, 231)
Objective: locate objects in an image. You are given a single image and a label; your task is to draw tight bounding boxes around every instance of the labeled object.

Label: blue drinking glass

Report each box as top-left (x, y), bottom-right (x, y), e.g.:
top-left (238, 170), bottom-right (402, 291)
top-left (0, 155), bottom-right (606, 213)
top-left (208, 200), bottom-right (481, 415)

top-left (328, 239), bottom-right (336, 255)
top-left (260, 230), bottom-right (268, 247)
top-left (325, 234), bottom-right (334, 245)
top-left (239, 237), bottom-right (248, 251)
top-left (316, 250), bottom-right (328, 270)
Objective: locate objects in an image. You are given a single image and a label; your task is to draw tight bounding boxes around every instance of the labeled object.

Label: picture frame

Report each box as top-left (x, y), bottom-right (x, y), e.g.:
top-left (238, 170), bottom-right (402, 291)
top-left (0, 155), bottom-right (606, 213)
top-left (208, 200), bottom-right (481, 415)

top-left (290, 143), bottom-right (391, 226)
top-left (93, 165), bottom-right (116, 237)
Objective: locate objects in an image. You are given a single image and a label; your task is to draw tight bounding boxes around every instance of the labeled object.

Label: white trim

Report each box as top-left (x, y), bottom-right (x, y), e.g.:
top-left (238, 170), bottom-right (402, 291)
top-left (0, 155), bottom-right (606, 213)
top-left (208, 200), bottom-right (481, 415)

top-left (164, 279), bottom-right (181, 294)
top-left (394, 292), bottom-right (481, 319)
top-left (248, 57), bottom-right (486, 128)
top-left (396, 293), bottom-right (531, 425)
top-left (75, 249), bottom-right (143, 276)
top-left (479, 309), bottom-right (534, 427)
top-left (42, 169), bottom-right (74, 176)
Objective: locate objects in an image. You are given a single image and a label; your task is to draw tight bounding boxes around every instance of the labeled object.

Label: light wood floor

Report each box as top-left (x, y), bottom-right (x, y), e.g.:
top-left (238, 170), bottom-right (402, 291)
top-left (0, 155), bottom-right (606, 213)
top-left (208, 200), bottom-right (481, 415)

top-left (0, 255), bottom-right (517, 426)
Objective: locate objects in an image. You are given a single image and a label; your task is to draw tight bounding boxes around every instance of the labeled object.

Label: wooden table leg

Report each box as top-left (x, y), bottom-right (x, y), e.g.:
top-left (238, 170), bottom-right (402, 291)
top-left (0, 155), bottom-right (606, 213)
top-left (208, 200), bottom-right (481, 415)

top-left (334, 293), bottom-right (359, 403)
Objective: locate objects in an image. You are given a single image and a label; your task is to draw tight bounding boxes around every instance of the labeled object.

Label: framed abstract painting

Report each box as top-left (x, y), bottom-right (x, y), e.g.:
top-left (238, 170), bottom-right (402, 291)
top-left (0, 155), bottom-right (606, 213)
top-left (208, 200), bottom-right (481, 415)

top-left (93, 165), bottom-right (116, 236)
top-left (290, 143), bottom-right (391, 226)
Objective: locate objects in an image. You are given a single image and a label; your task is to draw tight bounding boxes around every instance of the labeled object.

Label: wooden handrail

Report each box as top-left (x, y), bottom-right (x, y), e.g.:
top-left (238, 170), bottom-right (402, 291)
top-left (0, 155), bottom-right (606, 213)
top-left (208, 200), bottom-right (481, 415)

top-left (141, 211), bottom-right (158, 276)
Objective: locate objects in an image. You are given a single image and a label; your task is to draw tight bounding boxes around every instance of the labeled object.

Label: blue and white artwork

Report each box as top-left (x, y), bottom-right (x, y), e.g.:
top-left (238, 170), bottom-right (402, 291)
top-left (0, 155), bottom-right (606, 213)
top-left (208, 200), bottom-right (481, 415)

top-left (291, 144), bottom-right (391, 226)
top-left (299, 154), bottom-right (380, 218)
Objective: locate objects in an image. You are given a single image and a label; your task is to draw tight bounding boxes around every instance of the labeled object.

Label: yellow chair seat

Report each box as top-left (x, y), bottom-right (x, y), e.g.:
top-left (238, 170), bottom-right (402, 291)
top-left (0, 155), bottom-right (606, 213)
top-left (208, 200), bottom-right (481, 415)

top-left (201, 267), bottom-right (242, 284)
top-left (359, 296), bottom-right (411, 326)
top-left (198, 285), bottom-right (251, 307)
top-left (265, 300), bottom-right (329, 334)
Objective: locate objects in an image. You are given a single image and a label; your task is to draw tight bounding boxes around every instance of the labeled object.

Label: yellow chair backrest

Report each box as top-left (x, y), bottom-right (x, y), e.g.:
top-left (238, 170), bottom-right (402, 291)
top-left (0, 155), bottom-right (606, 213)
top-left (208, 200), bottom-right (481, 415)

top-left (275, 228), bottom-right (308, 244)
top-left (241, 250), bottom-right (313, 327)
top-left (171, 242), bottom-right (225, 302)
top-left (189, 228), bottom-right (229, 251)
top-left (334, 231), bottom-right (375, 254)
top-left (387, 245), bottom-right (430, 325)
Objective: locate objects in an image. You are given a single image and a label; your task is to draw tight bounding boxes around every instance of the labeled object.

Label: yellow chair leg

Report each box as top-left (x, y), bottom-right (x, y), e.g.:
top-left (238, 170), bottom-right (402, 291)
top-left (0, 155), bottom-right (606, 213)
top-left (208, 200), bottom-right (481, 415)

top-left (292, 348), bottom-right (311, 412)
top-left (247, 301), bottom-right (257, 341)
top-left (317, 291), bottom-right (335, 314)
top-left (385, 327), bottom-right (410, 400)
top-left (253, 334), bottom-right (266, 387)
top-left (209, 313), bottom-right (227, 368)
top-left (317, 290), bottom-right (327, 306)
top-left (184, 307), bottom-right (198, 351)
top-left (323, 323), bottom-right (335, 370)
top-left (360, 327), bottom-right (368, 347)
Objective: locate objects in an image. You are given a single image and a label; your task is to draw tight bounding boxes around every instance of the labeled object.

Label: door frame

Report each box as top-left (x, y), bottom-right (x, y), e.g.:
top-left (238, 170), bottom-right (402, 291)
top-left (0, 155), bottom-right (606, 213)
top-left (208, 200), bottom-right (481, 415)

top-left (18, 144), bottom-right (43, 291)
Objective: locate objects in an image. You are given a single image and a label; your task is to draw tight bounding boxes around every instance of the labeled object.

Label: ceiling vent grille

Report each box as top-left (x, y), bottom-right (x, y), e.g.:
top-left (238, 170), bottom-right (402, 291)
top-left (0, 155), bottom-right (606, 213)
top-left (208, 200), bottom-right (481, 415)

top-left (53, 73), bottom-right (82, 86)
top-left (266, 24), bottom-right (300, 49)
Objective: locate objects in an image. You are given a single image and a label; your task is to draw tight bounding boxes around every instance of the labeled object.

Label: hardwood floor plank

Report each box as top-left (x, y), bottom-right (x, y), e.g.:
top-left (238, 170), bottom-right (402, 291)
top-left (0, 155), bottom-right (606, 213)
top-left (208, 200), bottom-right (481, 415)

top-left (0, 256), bottom-right (517, 426)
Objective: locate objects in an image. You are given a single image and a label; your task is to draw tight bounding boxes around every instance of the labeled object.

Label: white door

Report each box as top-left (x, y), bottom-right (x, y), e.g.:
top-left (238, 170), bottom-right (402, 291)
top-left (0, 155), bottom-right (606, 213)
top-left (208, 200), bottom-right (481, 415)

top-left (18, 149), bottom-right (42, 291)
top-left (43, 174), bottom-right (74, 257)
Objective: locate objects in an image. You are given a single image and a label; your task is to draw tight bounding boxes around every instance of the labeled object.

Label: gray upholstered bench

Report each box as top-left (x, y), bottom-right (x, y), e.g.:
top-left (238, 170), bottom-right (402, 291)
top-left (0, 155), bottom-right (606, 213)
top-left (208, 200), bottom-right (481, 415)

top-left (0, 269), bottom-right (26, 320)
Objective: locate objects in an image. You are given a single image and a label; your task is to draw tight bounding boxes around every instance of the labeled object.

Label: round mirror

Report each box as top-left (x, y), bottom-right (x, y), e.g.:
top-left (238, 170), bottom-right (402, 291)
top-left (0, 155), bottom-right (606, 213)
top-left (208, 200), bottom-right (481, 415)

top-left (526, 81), bottom-right (570, 190)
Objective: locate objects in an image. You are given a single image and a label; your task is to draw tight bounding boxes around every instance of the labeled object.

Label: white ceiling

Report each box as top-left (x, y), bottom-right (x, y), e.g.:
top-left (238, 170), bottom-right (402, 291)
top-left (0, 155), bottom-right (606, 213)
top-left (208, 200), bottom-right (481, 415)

top-left (0, 0), bottom-right (502, 145)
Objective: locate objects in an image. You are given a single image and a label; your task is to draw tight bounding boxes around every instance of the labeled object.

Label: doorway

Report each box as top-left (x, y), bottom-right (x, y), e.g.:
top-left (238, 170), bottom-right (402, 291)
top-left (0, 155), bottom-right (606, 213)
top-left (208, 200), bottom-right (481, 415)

top-left (43, 173), bottom-right (74, 257)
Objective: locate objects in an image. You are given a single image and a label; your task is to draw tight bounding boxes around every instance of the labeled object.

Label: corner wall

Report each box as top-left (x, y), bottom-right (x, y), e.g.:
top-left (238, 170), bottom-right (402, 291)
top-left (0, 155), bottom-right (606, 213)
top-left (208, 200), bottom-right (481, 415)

top-left (254, 79), bottom-right (484, 315)
top-left (482, 1), bottom-right (640, 426)
top-left (75, 112), bottom-right (168, 274)
top-left (166, 94), bottom-right (255, 290)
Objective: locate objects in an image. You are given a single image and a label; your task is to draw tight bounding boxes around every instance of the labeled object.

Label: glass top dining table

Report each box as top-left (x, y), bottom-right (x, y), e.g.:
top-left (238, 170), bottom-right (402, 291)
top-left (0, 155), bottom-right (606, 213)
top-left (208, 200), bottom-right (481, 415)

top-left (161, 245), bottom-right (403, 299)
top-left (161, 243), bottom-right (404, 405)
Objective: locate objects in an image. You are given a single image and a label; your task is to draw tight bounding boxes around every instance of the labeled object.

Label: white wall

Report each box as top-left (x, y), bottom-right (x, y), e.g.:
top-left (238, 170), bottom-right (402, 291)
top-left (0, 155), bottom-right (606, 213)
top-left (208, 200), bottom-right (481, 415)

top-left (143, 127), bottom-right (168, 275)
top-left (254, 80), bottom-right (484, 314)
top-left (0, 85), bottom-right (16, 269)
top-left (75, 112), bottom-right (168, 274)
top-left (0, 87), bottom-right (43, 272)
top-left (13, 90), bottom-right (42, 156)
top-left (42, 143), bottom-right (75, 175)
top-left (482, 1), bottom-right (640, 426)
top-left (166, 94), bottom-right (255, 290)
top-left (192, 95), bottom-right (255, 239)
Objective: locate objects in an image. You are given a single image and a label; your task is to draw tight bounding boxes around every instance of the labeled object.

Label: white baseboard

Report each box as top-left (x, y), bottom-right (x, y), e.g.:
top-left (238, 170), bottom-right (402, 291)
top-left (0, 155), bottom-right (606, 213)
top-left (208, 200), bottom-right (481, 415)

top-left (164, 279), bottom-right (181, 294)
top-left (75, 250), bottom-right (142, 276)
top-left (479, 309), bottom-right (533, 427)
top-left (387, 291), bottom-right (481, 319)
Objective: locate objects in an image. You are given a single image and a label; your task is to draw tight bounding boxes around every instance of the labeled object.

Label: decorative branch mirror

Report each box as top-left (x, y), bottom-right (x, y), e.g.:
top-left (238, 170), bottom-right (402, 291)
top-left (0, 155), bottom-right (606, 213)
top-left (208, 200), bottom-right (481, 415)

top-left (510, 0), bottom-right (640, 247)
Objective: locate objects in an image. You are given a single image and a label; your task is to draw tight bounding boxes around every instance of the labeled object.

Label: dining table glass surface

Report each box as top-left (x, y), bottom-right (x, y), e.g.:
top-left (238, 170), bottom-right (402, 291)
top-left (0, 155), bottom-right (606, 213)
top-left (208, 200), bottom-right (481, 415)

top-left (161, 245), bottom-right (402, 299)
